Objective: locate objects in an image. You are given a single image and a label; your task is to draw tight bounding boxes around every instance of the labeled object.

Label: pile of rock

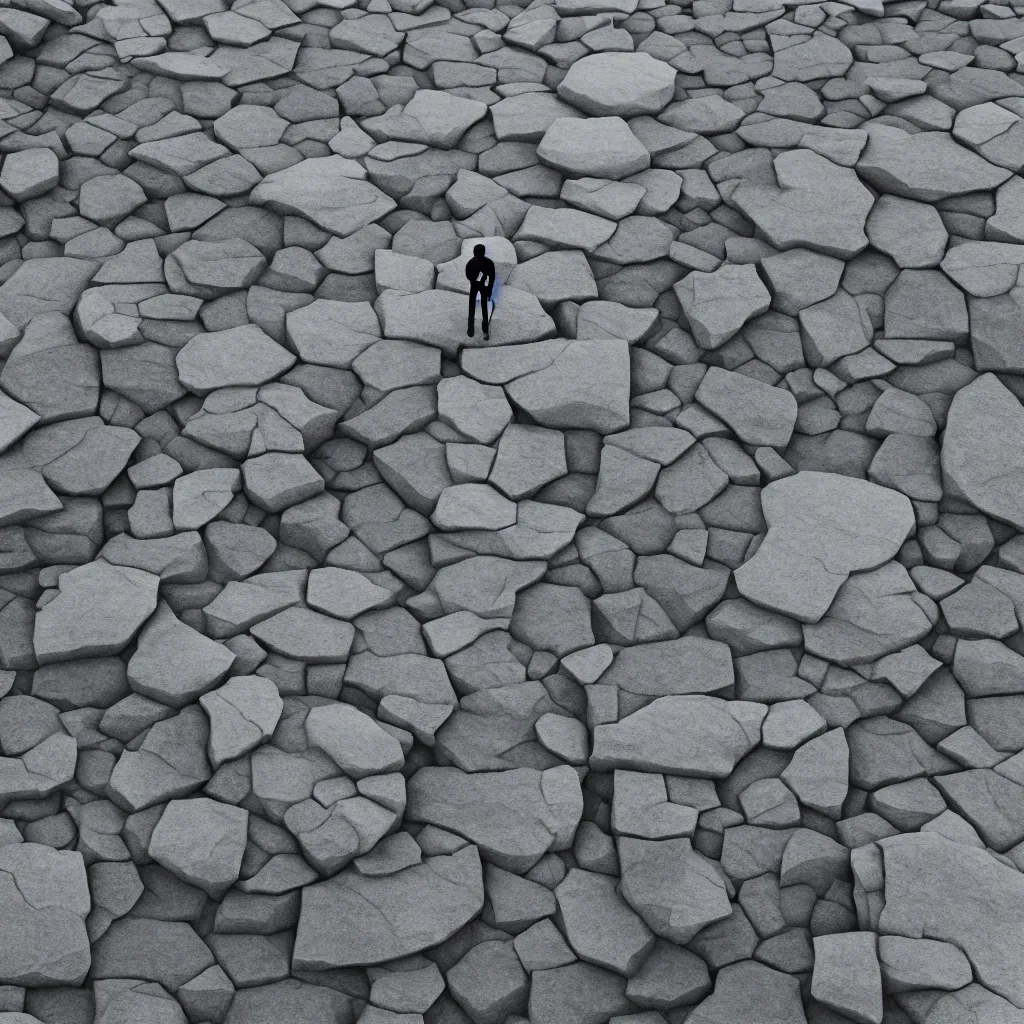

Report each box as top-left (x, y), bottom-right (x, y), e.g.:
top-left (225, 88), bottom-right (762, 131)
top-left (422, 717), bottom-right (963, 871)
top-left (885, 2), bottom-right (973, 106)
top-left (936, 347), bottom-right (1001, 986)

top-left (0, 0), bottom-right (1022, 1018)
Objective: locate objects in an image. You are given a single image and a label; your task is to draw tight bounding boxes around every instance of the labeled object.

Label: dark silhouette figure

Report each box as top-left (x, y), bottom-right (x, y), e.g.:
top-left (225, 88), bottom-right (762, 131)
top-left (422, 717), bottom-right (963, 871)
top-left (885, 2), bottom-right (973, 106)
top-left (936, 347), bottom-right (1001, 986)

top-left (466, 244), bottom-right (495, 339)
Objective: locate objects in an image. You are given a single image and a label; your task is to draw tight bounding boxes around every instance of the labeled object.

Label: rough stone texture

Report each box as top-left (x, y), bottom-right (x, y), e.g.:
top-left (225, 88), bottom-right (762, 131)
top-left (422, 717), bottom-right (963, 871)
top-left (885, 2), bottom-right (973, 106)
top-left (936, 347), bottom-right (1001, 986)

top-left (0, 2), bottom-right (1021, 1021)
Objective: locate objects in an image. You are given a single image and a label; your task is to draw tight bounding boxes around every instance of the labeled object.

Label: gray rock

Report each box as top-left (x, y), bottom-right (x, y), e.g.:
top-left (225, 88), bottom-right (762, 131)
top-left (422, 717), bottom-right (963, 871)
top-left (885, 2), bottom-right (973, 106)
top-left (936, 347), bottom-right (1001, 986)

top-left (857, 124), bottom-right (1012, 201)
top-left (600, 637), bottom-right (733, 697)
top-left (293, 845), bottom-right (484, 968)
top-left (695, 367), bottom-right (797, 448)
top-left (877, 935), bottom-right (972, 993)
top-left (617, 836), bottom-right (731, 943)
top-left (106, 705), bottom-right (211, 812)
top-left (772, 33), bottom-right (852, 81)
top-left (33, 562), bottom-right (159, 664)
top-left (176, 325), bottom-right (295, 395)
top-left (734, 472), bottom-right (914, 624)
top-left (224, 979), bottom-right (354, 1024)
top-left (687, 961), bottom-right (806, 1024)
top-left (199, 674), bottom-right (283, 768)
top-left (382, 89), bottom-right (487, 149)
top-left (503, 338), bottom-right (631, 433)
top-left (675, 264), bottom-right (771, 350)
top-left (802, 561), bottom-right (937, 666)
top-left (877, 831), bottom-right (1024, 1006)
top-left (287, 299), bottom-right (382, 368)
top-left (448, 939), bottom-right (529, 1024)
top-left (251, 155), bottom-right (397, 236)
top-left (127, 600), bottom-right (235, 708)
top-left (90, 918), bottom-right (215, 993)
top-left (732, 150), bottom-right (873, 259)
top-left (811, 933), bottom-right (882, 1024)
top-left (591, 696), bottom-right (765, 777)
top-left (406, 765), bottom-right (582, 872)
top-left (148, 797), bottom-right (248, 898)
top-left (0, 844), bottom-right (90, 986)
top-left (555, 868), bottom-right (655, 975)
top-left (557, 53), bottom-right (676, 117)
top-left (538, 117), bottom-right (651, 180)
top-left (0, 150), bottom-right (58, 203)
top-left (942, 373), bottom-right (1024, 529)
top-left (305, 703), bottom-right (404, 778)
top-left (249, 607), bottom-right (354, 663)
top-left (0, 258), bottom-right (98, 329)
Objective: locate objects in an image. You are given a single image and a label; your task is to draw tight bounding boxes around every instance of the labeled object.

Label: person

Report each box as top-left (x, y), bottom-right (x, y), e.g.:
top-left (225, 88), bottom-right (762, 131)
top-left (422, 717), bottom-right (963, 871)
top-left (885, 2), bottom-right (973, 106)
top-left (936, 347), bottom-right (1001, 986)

top-left (465, 244), bottom-right (495, 339)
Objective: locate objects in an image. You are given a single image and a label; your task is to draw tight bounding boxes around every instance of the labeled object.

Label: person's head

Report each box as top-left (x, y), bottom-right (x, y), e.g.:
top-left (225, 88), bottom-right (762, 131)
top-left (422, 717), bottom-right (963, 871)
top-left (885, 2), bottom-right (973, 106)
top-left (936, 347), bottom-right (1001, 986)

top-left (473, 244), bottom-right (485, 257)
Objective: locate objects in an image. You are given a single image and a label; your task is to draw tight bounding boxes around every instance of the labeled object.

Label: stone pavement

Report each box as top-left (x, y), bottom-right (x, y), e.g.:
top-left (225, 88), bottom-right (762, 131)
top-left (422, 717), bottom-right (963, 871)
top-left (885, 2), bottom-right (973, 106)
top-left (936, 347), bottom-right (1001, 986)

top-left (0, 0), bottom-right (1021, 1020)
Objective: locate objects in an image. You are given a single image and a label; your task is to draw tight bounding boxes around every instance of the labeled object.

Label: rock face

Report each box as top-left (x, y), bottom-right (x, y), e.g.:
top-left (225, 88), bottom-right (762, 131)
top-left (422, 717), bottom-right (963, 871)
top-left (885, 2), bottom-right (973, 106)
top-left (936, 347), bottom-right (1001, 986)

top-left (3, 0), bottom-right (1024, 1019)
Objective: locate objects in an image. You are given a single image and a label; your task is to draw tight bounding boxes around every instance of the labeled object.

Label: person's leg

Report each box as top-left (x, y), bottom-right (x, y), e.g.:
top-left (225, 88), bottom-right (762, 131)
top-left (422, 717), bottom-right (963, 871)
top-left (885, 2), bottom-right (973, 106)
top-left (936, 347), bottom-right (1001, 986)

top-left (480, 286), bottom-right (490, 335)
top-left (467, 286), bottom-right (478, 335)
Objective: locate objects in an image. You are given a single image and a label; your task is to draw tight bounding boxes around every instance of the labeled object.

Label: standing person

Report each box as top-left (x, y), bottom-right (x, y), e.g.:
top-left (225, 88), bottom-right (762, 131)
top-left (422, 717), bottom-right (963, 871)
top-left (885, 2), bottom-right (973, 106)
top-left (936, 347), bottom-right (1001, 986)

top-left (465, 244), bottom-right (495, 340)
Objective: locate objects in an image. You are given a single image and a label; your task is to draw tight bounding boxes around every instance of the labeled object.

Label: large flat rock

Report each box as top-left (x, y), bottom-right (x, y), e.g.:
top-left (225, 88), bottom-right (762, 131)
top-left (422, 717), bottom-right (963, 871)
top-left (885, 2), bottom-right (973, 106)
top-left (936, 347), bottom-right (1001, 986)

top-left (941, 372), bottom-right (1024, 529)
top-left (293, 845), bottom-right (484, 968)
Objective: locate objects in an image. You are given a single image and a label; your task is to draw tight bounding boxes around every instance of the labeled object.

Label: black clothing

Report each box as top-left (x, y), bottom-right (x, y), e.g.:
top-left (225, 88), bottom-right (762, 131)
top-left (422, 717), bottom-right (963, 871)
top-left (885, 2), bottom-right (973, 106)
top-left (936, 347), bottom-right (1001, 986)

top-left (466, 254), bottom-right (495, 336)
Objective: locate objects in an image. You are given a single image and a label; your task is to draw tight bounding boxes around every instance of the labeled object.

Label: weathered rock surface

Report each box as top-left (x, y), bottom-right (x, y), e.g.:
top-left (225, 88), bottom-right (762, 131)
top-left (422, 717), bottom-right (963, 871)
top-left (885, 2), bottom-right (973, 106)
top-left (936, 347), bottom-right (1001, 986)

top-left (1, 1), bottom-right (1021, 1020)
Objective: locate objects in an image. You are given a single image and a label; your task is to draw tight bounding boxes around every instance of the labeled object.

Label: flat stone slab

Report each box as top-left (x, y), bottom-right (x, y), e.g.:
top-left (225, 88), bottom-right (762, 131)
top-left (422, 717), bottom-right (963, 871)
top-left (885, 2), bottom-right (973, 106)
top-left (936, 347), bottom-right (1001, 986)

top-left (293, 845), bottom-right (484, 968)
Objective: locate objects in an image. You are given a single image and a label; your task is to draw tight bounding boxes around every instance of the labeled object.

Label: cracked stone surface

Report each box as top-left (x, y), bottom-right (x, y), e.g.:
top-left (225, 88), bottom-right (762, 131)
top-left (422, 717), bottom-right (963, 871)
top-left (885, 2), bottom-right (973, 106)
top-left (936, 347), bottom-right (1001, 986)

top-left (0, 0), bottom-right (1020, 1018)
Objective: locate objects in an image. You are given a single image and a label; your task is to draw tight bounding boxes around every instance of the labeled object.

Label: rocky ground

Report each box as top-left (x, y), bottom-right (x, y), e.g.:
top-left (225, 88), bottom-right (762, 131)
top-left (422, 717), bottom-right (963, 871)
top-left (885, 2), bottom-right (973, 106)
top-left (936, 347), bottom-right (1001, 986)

top-left (0, 0), bottom-right (1022, 1019)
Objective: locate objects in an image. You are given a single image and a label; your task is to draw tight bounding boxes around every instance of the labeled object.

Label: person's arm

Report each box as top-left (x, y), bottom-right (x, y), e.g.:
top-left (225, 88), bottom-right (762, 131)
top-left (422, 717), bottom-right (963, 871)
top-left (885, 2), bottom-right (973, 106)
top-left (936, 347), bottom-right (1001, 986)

top-left (465, 260), bottom-right (474, 282)
top-left (485, 261), bottom-right (495, 289)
